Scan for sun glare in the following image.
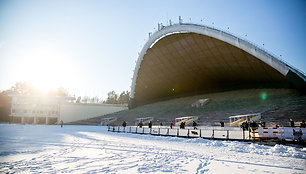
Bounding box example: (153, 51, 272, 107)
(12, 48, 78, 92)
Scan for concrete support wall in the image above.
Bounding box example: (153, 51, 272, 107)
(59, 103, 128, 123)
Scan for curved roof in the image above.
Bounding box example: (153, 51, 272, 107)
(130, 24, 306, 108)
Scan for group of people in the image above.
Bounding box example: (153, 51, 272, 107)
(239, 119, 306, 131)
(121, 120, 198, 129)
(120, 119, 306, 129)
(290, 119, 306, 128)
(179, 122, 185, 129)
(122, 120, 154, 128)
(240, 121, 259, 131)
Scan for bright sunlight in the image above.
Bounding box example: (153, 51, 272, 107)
(12, 47, 78, 92)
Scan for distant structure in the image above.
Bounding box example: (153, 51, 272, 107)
(9, 95, 128, 124)
(129, 20, 306, 108)
(100, 117, 117, 126)
(9, 95, 66, 124)
(135, 117, 153, 126)
(191, 98, 210, 108)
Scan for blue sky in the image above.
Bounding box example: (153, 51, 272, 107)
(0, 0, 305, 99)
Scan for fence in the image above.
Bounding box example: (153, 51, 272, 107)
(108, 126, 252, 141)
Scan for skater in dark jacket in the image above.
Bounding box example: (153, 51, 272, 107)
(193, 121, 197, 129)
(138, 121, 143, 128)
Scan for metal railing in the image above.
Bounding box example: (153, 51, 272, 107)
(108, 126, 251, 141)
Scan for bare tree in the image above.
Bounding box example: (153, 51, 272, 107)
(105, 91, 118, 104)
(118, 91, 130, 104)
(76, 96, 81, 103)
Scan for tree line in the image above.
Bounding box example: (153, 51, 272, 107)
(75, 91, 130, 104)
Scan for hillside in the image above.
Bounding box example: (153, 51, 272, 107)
(73, 88, 306, 126)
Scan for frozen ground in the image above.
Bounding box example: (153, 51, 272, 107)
(0, 124, 305, 173)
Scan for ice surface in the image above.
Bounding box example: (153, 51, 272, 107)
(0, 124, 305, 173)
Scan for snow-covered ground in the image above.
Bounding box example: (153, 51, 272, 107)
(0, 124, 305, 173)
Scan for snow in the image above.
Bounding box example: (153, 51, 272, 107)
(0, 124, 305, 173)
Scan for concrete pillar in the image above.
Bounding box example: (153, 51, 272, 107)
(21, 117, 25, 124)
(46, 117, 49, 125)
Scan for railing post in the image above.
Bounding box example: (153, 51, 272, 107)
(227, 130, 229, 139)
(177, 129, 179, 137)
(158, 128, 160, 135)
(112, 126, 115, 132)
(187, 129, 190, 138)
(200, 129, 202, 137)
(243, 129, 245, 140)
(129, 126, 131, 133)
(143, 128, 144, 134)
(212, 129, 214, 138)
(167, 128, 169, 135)
(136, 127, 137, 133)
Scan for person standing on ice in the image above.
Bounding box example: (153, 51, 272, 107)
(122, 121, 127, 127)
(148, 121, 152, 128)
(300, 120, 306, 128)
(180, 122, 183, 129)
(170, 122, 174, 129)
(138, 121, 143, 128)
(290, 119, 295, 127)
(193, 121, 197, 129)
(180, 122, 185, 129)
(220, 121, 224, 127)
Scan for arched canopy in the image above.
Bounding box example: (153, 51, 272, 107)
(130, 24, 306, 108)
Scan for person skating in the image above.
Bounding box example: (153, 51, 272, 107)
(170, 122, 174, 129)
(290, 119, 295, 127)
(138, 121, 143, 128)
(193, 121, 197, 129)
(180, 122, 183, 129)
(300, 120, 306, 128)
(220, 121, 224, 127)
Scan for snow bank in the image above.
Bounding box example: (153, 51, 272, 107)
(0, 124, 305, 173)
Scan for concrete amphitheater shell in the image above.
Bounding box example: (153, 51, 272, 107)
(129, 24, 306, 108)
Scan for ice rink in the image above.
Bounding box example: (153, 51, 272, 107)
(0, 124, 305, 173)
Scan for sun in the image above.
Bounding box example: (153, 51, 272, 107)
(12, 47, 79, 93)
